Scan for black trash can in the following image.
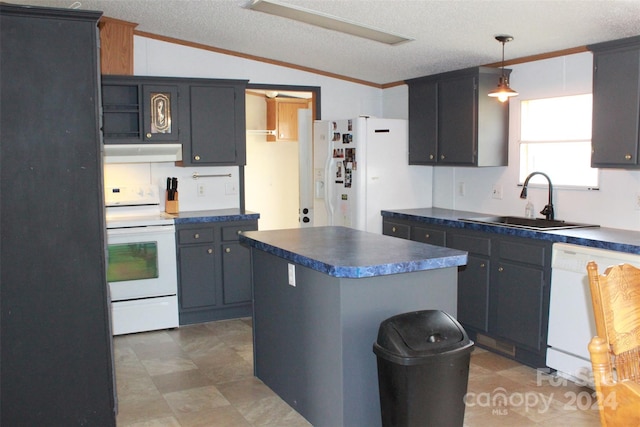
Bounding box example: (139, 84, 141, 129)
(373, 310, 474, 427)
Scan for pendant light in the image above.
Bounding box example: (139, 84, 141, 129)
(488, 35, 518, 102)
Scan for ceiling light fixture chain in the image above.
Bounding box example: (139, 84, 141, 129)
(488, 34, 518, 103)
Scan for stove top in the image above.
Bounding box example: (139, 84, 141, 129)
(104, 185, 175, 228)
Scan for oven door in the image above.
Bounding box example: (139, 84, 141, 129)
(106, 225, 177, 301)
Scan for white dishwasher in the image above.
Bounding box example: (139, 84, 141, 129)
(547, 243, 640, 386)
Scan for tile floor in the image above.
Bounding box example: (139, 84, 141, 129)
(114, 318, 601, 426)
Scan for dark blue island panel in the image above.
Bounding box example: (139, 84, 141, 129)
(241, 226, 467, 427)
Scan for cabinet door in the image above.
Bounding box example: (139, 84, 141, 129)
(178, 245, 216, 309)
(457, 255, 490, 331)
(267, 98, 309, 142)
(188, 85, 238, 164)
(493, 262, 545, 350)
(222, 242, 252, 304)
(408, 79, 438, 164)
(102, 82, 141, 142)
(438, 75, 477, 165)
(142, 84, 179, 142)
(591, 48, 640, 167)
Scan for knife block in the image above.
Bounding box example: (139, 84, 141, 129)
(165, 191, 179, 214)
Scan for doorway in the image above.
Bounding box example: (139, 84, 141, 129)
(244, 84, 320, 230)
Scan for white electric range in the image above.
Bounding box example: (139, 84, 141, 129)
(104, 185, 178, 335)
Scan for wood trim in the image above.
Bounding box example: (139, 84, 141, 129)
(127, 20, 590, 88)
(381, 80, 407, 89)
(99, 16, 138, 29)
(99, 16, 138, 75)
(246, 90, 267, 98)
(483, 45, 589, 68)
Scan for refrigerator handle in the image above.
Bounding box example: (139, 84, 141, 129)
(324, 143, 334, 225)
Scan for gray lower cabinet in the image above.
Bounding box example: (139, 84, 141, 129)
(492, 238, 551, 364)
(382, 218, 551, 367)
(176, 220, 257, 324)
(447, 232, 491, 332)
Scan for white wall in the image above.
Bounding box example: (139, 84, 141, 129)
(111, 36, 640, 231)
(103, 162, 239, 212)
(244, 93, 300, 230)
(429, 52, 640, 231)
(133, 37, 384, 120)
(106, 36, 387, 212)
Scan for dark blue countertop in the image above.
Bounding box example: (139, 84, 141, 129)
(172, 209, 260, 224)
(239, 226, 467, 278)
(382, 208, 640, 255)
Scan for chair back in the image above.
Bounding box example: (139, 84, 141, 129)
(587, 261, 640, 382)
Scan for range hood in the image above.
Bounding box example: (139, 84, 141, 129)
(103, 144, 183, 164)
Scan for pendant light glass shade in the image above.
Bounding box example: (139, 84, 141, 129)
(488, 35, 518, 103)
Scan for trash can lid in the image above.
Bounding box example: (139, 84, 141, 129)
(373, 310, 472, 362)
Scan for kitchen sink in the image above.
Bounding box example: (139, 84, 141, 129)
(458, 216, 600, 231)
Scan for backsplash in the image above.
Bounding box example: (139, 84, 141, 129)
(103, 162, 240, 211)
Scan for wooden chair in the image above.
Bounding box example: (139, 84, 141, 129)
(587, 261, 640, 426)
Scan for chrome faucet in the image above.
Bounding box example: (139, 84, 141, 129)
(519, 172, 555, 221)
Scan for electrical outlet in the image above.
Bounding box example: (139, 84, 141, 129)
(225, 182, 238, 195)
(197, 183, 206, 197)
(492, 184, 503, 200)
(288, 263, 296, 286)
(458, 181, 466, 197)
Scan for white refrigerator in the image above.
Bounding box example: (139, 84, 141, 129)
(313, 116, 432, 233)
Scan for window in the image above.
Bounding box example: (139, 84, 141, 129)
(519, 94, 598, 188)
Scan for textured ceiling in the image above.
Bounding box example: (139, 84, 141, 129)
(8, 0, 640, 85)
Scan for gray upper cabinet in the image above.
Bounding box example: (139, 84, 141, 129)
(407, 79, 438, 163)
(407, 67, 510, 167)
(101, 76, 248, 166)
(101, 78, 181, 144)
(184, 83, 246, 166)
(589, 36, 640, 168)
(142, 84, 180, 142)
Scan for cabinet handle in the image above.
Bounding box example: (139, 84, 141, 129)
(146, 133, 152, 138)
(392, 226, 397, 232)
(440, 154, 445, 160)
(480, 263, 486, 268)
(237, 230, 243, 235)
(207, 248, 213, 254)
(425, 233, 430, 239)
(194, 233, 200, 239)
(225, 247, 231, 253)
(498, 266, 504, 272)
(194, 155, 201, 161)
(429, 154, 434, 160)
(625, 154, 632, 160)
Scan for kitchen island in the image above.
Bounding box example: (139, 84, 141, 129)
(239, 226, 467, 427)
